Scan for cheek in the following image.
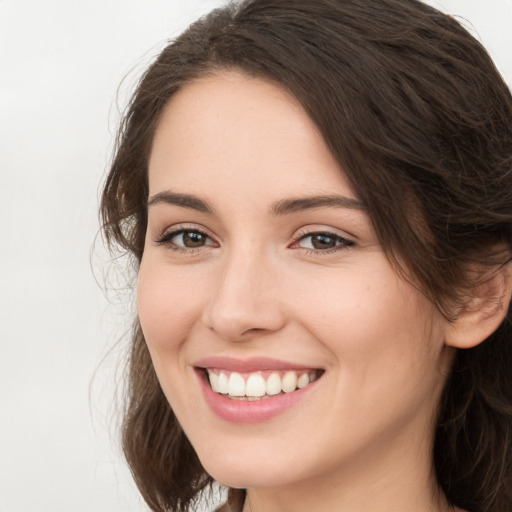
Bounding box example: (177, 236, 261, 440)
(292, 271, 447, 440)
(291, 263, 444, 369)
(137, 257, 204, 352)
(136, 258, 206, 411)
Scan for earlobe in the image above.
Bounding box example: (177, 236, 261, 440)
(445, 262, 512, 349)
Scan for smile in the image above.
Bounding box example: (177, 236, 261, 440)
(206, 369, 321, 400)
(195, 357, 324, 423)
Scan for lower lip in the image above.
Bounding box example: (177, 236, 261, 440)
(196, 370, 319, 424)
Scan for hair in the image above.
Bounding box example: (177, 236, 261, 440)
(100, 1, 512, 511)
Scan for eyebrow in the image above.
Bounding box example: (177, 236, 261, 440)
(147, 191, 214, 214)
(147, 191, 365, 215)
(270, 195, 365, 215)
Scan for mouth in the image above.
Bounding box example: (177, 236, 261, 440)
(198, 367, 324, 401)
(194, 357, 324, 423)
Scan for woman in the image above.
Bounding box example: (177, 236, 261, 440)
(100, 0, 512, 511)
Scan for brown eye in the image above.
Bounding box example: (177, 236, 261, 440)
(295, 231, 354, 252)
(180, 231, 207, 247)
(310, 234, 337, 249)
(156, 228, 217, 250)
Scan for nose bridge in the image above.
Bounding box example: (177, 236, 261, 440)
(204, 242, 284, 340)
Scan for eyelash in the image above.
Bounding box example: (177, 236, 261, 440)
(154, 226, 355, 255)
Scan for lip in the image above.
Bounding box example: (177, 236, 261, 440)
(194, 357, 323, 424)
(195, 356, 322, 373)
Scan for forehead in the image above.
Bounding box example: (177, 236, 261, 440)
(148, 71, 357, 204)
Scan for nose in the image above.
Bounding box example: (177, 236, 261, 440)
(202, 248, 287, 342)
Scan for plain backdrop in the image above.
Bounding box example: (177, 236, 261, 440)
(0, 1, 510, 511)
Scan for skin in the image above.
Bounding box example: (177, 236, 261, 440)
(138, 71, 466, 512)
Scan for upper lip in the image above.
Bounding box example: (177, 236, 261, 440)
(194, 356, 323, 373)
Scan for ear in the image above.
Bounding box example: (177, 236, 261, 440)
(445, 263, 512, 349)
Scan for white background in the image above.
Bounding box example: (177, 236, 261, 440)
(0, 1, 511, 511)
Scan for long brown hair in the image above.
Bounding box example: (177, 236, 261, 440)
(100, 1, 512, 511)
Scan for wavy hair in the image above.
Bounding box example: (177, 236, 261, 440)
(100, 1, 512, 510)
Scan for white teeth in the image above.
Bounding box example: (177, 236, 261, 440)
(246, 374, 266, 397)
(297, 373, 310, 389)
(207, 368, 320, 398)
(266, 372, 282, 396)
(217, 372, 229, 394)
(208, 372, 219, 391)
(228, 372, 246, 396)
(281, 371, 298, 393)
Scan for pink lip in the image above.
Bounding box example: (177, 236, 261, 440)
(195, 356, 320, 373)
(194, 359, 322, 424)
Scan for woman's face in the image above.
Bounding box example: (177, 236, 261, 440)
(138, 71, 454, 490)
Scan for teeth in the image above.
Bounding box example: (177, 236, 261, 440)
(217, 372, 229, 394)
(282, 371, 297, 393)
(246, 374, 266, 397)
(209, 372, 219, 391)
(266, 372, 282, 396)
(228, 372, 246, 396)
(207, 369, 319, 398)
(297, 373, 310, 389)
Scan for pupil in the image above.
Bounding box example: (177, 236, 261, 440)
(312, 234, 336, 249)
(183, 231, 205, 247)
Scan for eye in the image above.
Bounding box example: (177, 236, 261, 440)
(292, 231, 354, 252)
(172, 230, 210, 248)
(155, 228, 217, 250)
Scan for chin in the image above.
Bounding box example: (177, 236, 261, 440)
(204, 463, 293, 490)
(194, 440, 300, 489)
